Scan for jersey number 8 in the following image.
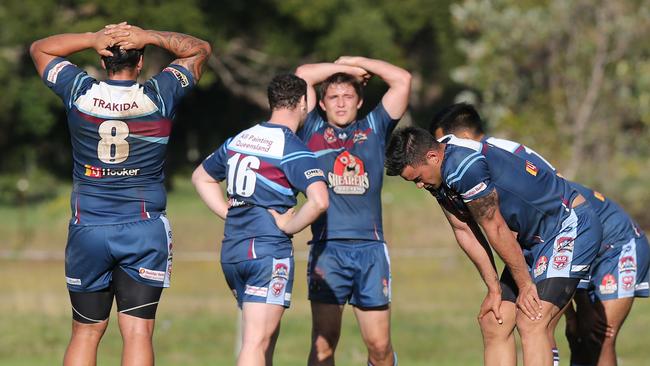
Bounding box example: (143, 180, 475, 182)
(98, 120, 129, 164)
(226, 153, 260, 197)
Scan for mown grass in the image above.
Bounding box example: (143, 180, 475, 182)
(0, 176, 648, 365)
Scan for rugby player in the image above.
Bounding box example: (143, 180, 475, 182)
(295, 57, 411, 366)
(431, 103, 650, 366)
(192, 73, 329, 366)
(30, 23, 210, 365)
(385, 126, 602, 366)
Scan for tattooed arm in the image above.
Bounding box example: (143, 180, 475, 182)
(105, 24, 211, 81)
(466, 189, 543, 320)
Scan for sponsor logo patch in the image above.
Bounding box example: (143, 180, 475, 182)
(554, 237, 575, 253)
(304, 168, 325, 180)
(353, 130, 368, 144)
(593, 191, 606, 202)
(619, 256, 636, 273)
(525, 161, 538, 176)
(534, 256, 548, 277)
(66, 277, 81, 285)
(47, 61, 73, 83)
(244, 285, 267, 297)
(552, 254, 569, 270)
(622, 275, 635, 291)
(164, 67, 189, 87)
(461, 182, 488, 200)
(138, 267, 166, 282)
(84, 165, 140, 178)
(382, 278, 389, 298)
(328, 151, 369, 195)
(599, 273, 617, 295)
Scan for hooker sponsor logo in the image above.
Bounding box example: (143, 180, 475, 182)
(599, 273, 617, 295)
(328, 151, 369, 195)
(138, 267, 165, 282)
(304, 168, 325, 180)
(84, 165, 140, 178)
(164, 67, 189, 87)
(534, 256, 548, 277)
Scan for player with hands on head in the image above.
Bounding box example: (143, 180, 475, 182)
(30, 22, 210, 366)
(295, 56, 411, 366)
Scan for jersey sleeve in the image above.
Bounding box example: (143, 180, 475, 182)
(297, 108, 324, 142)
(42, 57, 95, 108)
(201, 139, 230, 181)
(281, 136, 326, 193)
(144, 64, 196, 119)
(444, 149, 494, 202)
(366, 103, 399, 144)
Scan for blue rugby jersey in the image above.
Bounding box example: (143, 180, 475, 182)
(440, 135, 579, 249)
(483, 136, 645, 248)
(202, 123, 326, 263)
(42, 57, 195, 225)
(298, 104, 397, 242)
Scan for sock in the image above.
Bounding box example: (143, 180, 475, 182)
(552, 347, 559, 366)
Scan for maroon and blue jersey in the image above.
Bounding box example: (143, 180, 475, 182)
(202, 123, 326, 263)
(440, 135, 578, 249)
(42, 57, 195, 225)
(298, 104, 398, 242)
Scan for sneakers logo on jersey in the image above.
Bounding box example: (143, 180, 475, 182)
(599, 273, 617, 294)
(328, 151, 369, 195)
(534, 256, 548, 277)
(84, 164, 140, 178)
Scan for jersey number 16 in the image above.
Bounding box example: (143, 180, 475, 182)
(227, 153, 260, 197)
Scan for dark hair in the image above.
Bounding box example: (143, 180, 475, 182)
(319, 72, 363, 100)
(268, 74, 307, 110)
(101, 46, 144, 74)
(430, 102, 484, 137)
(385, 126, 440, 176)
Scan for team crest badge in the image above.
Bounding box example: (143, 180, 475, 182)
(525, 161, 538, 176)
(552, 254, 569, 270)
(324, 127, 337, 144)
(353, 130, 368, 144)
(328, 151, 370, 194)
(622, 275, 635, 291)
(619, 256, 636, 273)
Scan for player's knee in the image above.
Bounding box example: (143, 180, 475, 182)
(478, 315, 510, 341)
(71, 319, 109, 340)
(365, 338, 392, 360)
(515, 315, 548, 338)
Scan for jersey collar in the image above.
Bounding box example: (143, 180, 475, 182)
(104, 79, 138, 86)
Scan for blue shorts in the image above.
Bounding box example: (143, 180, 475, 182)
(307, 240, 391, 308)
(578, 234, 650, 301)
(530, 203, 602, 282)
(65, 215, 173, 292)
(222, 256, 294, 308)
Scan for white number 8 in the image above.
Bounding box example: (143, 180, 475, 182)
(98, 120, 129, 164)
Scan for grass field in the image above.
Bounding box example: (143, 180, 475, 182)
(1, 177, 649, 365)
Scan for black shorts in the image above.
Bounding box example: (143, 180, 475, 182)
(500, 268, 580, 309)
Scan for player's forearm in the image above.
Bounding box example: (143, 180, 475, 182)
(483, 223, 532, 290)
(452, 225, 501, 293)
(193, 182, 229, 220)
(342, 57, 411, 88)
(145, 30, 211, 79)
(295, 63, 362, 85)
(31, 33, 95, 58)
(281, 182, 328, 235)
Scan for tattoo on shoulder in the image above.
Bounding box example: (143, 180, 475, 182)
(150, 32, 209, 79)
(466, 189, 498, 222)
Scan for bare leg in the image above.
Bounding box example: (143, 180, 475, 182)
(117, 313, 156, 366)
(63, 319, 109, 366)
(308, 302, 344, 366)
(516, 300, 562, 366)
(594, 297, 635, 366)
(478, 300, 517, 366)
(353, 305, 394, 366)
(238, 302, 285, 366)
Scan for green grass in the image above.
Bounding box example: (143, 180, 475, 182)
(0, 176, 649, 365)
